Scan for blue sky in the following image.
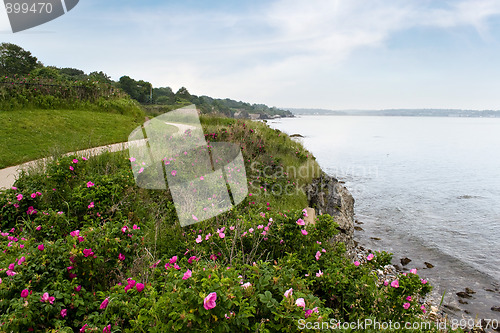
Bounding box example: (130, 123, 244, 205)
(2, 0, 500, 110)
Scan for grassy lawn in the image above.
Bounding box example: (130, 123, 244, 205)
(0, 109, 145, 168)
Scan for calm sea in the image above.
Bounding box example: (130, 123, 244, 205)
(269, 115, 500, 320)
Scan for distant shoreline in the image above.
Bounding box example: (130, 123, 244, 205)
(285, 108, 500, 118)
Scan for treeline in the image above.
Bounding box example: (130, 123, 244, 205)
(0, 43, 292, 119)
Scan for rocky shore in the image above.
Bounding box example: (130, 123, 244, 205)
(304, 171, 500, 332)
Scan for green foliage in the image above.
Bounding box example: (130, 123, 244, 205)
(0, 43, 39, 76)
(0, 119, 450, 332)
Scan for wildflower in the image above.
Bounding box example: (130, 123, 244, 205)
(121, 226, 128, 233)
(72, 159, 78, 164)
(41, 292, 55, 304)
(21, 289, 29, 298)
(280, 239, 284, 244)
(18, 256, 25, 265)
(88, 202, 94, 209)
(70, 230, 80, 237)
(421, 279, 428, 284)
(421, 305, 426, 313)
(284, 288, 293, 298)
(367, 253, 374, 261)
(205, 233, 212, 240)
(296, 298, 306, 309)
(171, 170, 177, 176)
(248, 228, 254, 233)
(315, 251, 321, 261)
(354, 261, 360, 267)
(229, 226, 235, 231)
(384, 280, 389, 286)
(242, 282, 251, 289)
(31, 193, 37, 199)
(6, 270, 16, 276)
(83, 248, 94, 257)
(138, 167, 144, 174)
(301, 229, 308, 235)
(403, 302, 411, 310)
(188, 256, 197, 264)
(192, 214, 198, 221)
(69, 166, 74, 171)
(78, 236, 84, 243)
(410, 268, 417, 274)
(103, 324, 111, 333)
(219, 232, 225, 238)
(391, 280, 399, 288)
(118, 253, 125, 261)
(136, 283, 145, 292)
(203, 292, 217, 310)
(86, 181, 94, 187)
(80, 324, 88, 332)
(406, 296, 412, 301)
(38, 244, 44, 251)
(61, 309, 67, 318)
(257, 224, 264, 229)
(75, 285, 82, 292)
(296, 218, 305, 226)
(100, 298, 109, 309)
(26, 206, 37, 215)
(182, 269, 192, 280)
(200, 176, 204, 180)
(195, 235, 202, 243)
(210, 254, 217, 261)
(169, 256, 178, 264)
(16, 194, 23, 201)
(129, 157, 136, 162)
(316, 270, 323, 277)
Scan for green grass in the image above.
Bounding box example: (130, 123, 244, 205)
(0, 109, 145, 168)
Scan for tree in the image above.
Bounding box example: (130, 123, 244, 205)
(118, 75, 152, 103)
(0, 43, 39, 76)
(88, 71, 112, 84)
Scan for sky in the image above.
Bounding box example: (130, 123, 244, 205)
(2, 0, 500, 110)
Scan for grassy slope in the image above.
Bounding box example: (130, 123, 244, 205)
(0, 109, 145, 168)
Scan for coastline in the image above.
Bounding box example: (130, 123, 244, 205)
(273, 119, 500, 328)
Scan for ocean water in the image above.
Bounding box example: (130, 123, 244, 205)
(269, 115, 500, 320)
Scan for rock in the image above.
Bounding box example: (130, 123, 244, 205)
(306, 172, 355, 254)
(458, 299, 468, 304)
(393, 264, 402, 272)
(370, 237, 381, 241)
(400, 257, 412, 266)
(424, 262, 434, 268)
(443, 304, 460, 312)
(354, 226, 364, 231)
(289, 133, 304, 138)
(456, 292, 472, 299)
(465, 288, 475, 294)
(492, 306, 500, 312)
(303, 207, 316, 225)
(485, 288, 496, 293)
(355, 220, 364, 224)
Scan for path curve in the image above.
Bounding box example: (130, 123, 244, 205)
(0, 121, 199, 189)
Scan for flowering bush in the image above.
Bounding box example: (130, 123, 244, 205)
(0, 119, 446, 332)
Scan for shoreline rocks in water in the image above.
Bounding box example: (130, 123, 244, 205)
(304, 172, 499, 330)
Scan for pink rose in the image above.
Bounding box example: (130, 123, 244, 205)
(203, 292, 217, 310)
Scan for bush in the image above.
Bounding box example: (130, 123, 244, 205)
(0, 119, 450, 332)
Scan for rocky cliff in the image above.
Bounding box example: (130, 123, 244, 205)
(305, 172, 356, 255)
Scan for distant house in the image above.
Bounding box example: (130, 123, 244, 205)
(248, 113, 261, 120)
